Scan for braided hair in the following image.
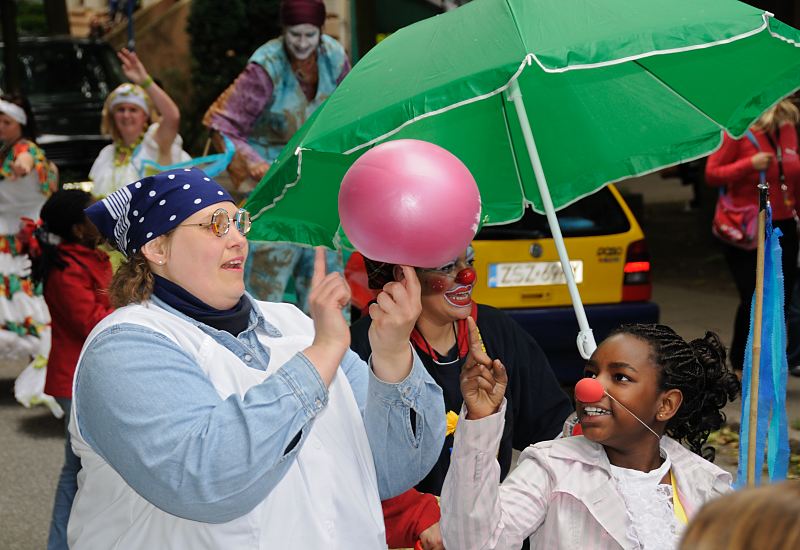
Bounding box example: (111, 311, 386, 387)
(610, 323, 740, 461)
(31, 190, 94, 286)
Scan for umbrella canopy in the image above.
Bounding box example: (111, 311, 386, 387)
(247, 0, 800, 246)
(246, 0, 800, 358)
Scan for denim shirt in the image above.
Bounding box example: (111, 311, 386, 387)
(74, 295, 445, 523)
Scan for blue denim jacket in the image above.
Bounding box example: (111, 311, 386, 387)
(74, 295, 445, 523)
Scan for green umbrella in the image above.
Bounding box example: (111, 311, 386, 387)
(246, 0, 800, 357)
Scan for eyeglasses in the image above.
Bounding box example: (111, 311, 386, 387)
(180, 208, 251, 237)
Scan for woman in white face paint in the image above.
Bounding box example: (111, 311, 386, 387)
(203, 0, 350, 318)
(204, 0, 348, 187)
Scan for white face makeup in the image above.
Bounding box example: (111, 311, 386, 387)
(284, 23, 321, 60)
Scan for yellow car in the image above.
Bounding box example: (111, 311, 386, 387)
(345, 184, 658, 382)
(471, 184, 658, 381)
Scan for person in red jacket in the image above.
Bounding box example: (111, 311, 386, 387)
(705, 99, 800, 374)
(32, 189, 114, 550)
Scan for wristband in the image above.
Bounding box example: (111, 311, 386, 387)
(141, 75, 154, 89)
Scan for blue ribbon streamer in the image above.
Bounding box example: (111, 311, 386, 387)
(736, 205, 790, 486)
(139, 134, 236, 178)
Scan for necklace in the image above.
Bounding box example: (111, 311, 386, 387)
(113, 134, 145, 168)
(412, 322, 461, 365)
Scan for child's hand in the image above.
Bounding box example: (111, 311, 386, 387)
(461, 317, 507, 420)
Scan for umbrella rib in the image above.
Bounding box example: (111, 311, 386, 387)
(529, 13, 770, 74)
(251, 147, 306, 222)
(767, 24, 800, 47)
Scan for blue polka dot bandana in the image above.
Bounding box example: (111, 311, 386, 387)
(85, 168, 235, 257)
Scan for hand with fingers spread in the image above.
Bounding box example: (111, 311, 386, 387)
(303, 247, 352, 386)
(461, 317, 507, 420)
(368, 265, 423, 383)
(118, 48, 150, 87)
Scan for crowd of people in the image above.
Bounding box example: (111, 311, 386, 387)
(3, 0, 800, 549)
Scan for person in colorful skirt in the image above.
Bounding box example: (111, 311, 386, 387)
(89, 48, 189, 197)
(203, 0, 349, 316)
(0, 94, 58, 412)
(32, 190, 114, 550)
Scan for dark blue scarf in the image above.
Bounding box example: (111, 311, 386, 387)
(153, 274, 252, 336)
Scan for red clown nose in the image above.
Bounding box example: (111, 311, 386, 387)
(575, 378, 605, 403)
(455, 267, 476, 285)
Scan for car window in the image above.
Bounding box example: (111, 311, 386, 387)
(0, 42, 123, 102)
(475, 186, 630, 240)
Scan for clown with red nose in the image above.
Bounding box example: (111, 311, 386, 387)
(346, 140, 572, 550)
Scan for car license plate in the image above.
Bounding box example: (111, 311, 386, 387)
(487, 261, 584, 288)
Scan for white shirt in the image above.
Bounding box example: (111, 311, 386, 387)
(89, 123, 191, 196)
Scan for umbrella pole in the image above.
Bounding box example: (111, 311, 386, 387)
(507, 79, 597, 359)
(746, 182, 768, 487)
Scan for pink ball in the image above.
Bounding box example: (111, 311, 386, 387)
(338, 139, 481, 268)
(575, 378, 605, 403)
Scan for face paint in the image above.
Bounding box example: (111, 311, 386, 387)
(427, 275, 449, 294)
(419, 248, 477, 308)
(284, 24, 321, 60)
(443, 283, 474, 308)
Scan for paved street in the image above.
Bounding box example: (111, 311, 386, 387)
(1, 174, 799, 548)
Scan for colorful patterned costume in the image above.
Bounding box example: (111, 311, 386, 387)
(0, 140, 58, 413)
(204, 36, 350, 316)
(89, 122, 191, 197)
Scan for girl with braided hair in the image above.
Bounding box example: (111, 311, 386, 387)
(441, 323, 741, 550)
(32, 189, 114, 550)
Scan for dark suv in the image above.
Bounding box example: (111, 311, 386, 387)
(0, 36, 124, 180)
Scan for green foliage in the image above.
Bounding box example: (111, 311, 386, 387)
(8, 1, 49, 37)
(184, 0, 282, 151)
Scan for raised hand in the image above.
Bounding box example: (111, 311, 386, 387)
(304, 247, 351, 386)
(460, 317, 507, 420)
(11, 152, 34, 178)
(118, 48, 150, 86)
(751, 152, 773, 171)
(248, 161, 270, 181)
(368, 265, 422, 383)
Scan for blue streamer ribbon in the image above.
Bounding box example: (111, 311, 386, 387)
(736, 205, 790, 486)
(139, 134, 235, 178)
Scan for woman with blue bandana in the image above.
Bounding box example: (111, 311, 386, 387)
(68, 168, 445, 548)
(89, 49, 190, 197)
